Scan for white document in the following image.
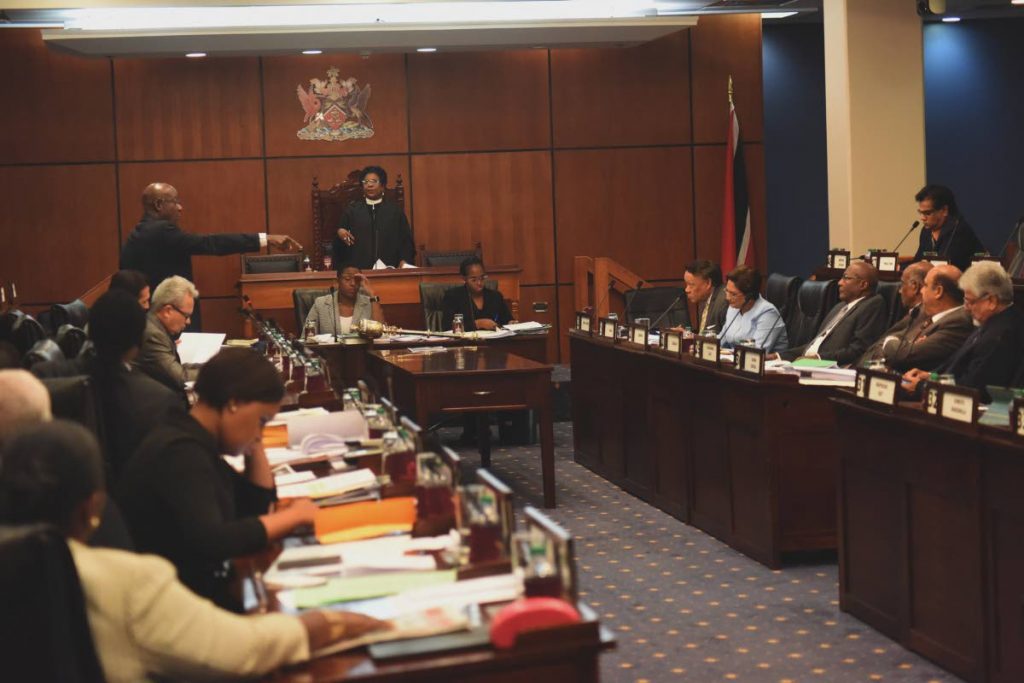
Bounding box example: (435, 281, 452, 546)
(177, 332, 226, 365)
(503, 321, 546, 332)
(398, 573, 522, 613)
(267, 407, 329, 427)
(372, 259, 391, 270)
(287, 410, 368, 447)
(400, 262, 418, 269)
(276, 468, 377, 499)
(799, 377, 857, 387)
(274, 470, 316, 487)
(472, 329, 515, 340)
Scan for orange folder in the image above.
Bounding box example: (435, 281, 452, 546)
(263, 423, 288, 449)
(314, 497, 417, 544)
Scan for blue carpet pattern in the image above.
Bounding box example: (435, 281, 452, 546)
(441, 423, 963, 683)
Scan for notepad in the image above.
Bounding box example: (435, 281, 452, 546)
(293, 570, 457, 608)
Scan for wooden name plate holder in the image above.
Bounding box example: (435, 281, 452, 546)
(854, 368, 900, 407)
(693, 335, 721, 367)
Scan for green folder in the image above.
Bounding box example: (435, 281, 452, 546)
(791, 358, 839, 369)
(293, 570, 457, 609)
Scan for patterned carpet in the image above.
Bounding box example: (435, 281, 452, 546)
(440, 422, 964, 683)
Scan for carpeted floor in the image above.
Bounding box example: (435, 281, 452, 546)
(441, 422, 963, 683)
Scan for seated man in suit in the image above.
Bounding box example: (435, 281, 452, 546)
(304, 265, 385, 336)
(136, 276, 196, 395)
(860, 260, 929, 364)
(903, 261, 1024, 399)
(781, 259, 887, 366)
(679, 259, 728, 335)
(332, 166, 415, 271)
(442, 256, 512, 332)
(861, 264, 972, 372)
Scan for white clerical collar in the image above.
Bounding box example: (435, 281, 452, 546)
(365, 197, 383, 206)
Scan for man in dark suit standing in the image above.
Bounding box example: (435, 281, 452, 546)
(904, 261, 1024, 400)
(120, 182, 301, 329)
(680, 260, 728, 335)
(331, 166, 415, 271)
(861, 263, 972, 372)
(782, 259, 887, 366)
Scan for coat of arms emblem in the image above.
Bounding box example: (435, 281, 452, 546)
(296, 67, 374, 142)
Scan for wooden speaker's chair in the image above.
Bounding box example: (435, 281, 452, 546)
(311, 171, 406, 270)
(418, 242, 483, 268)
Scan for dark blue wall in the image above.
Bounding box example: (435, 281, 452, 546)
(762, 24, 829, 278)
(923, 20, 1024, 254)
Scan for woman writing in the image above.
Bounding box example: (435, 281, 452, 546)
(441, 256, 512, 332)
(116, 347, 320, 611)
(304, 264, 385, 335)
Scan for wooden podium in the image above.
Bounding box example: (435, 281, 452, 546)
(236, 264, 522, 336)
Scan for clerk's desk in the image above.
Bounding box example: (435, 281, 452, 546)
(237, 265, 523, 336)
(569, 330, 839, 568)
(834, 396, 1024, 683)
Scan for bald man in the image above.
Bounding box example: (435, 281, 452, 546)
(781, 259, 888, 366)
(119, 183, 301, 330)
(860, 264, 973, 372)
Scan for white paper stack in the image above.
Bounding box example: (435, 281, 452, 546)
(276, 468, 377, 499)
(177, 332, 226, 365)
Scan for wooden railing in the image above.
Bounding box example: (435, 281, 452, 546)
(573, 256, 646, 319)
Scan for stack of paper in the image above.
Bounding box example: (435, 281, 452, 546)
(504, 321, 550, 334)
(177, 332, 227, 365)
(277, 468, 377, 500)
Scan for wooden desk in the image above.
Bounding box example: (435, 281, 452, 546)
(367, 348, 557, 508)
(569, 331, 838, 568)
(834, 397, 1024, 683)
(310, 334, 549, 393)
(237, 265, 523, 335)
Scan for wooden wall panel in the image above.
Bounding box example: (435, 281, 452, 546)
(0, 164, 118, 303)
(114, 57, 263, 160)
(551, 32, 691, 149)
(0, 30, 115, 164)
(262, 53, 409, 157)
(408, 50, 550, 152)
(691, 14, 764, 144)
(554, 147, 694, 283)
(199, 296, 246, 339)
(117, 160, 267, 298)
(693, 143, 767, 274)
(265, 155, 412, 254)
(410, 152, 555, 284)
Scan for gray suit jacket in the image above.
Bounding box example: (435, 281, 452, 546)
(135, 315, 185, 393)
(861, 305, 973, 373)
(783, 294, 888, 366)
(304, 291, 374, 336)
(698, 286, 729, 335)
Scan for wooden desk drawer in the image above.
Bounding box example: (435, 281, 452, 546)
(425, 374, 538, 411)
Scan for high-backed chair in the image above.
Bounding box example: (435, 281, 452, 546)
(0, 524, 105, 683)
(41, 375, 103, 440)
(418, 242, 483, 268)
(56, 324, 88, 360)
(0, 309, 25, 343)
(876, 280, 904, 328)
(419, 281, 499, 331)
(293, 287, 332, 331)
(787, 279, 839, 348)
(765, 274, 802, 323)
(23, 339, 65, 369)
(623, 286, 690, 329)
(51, 299, 89, 330)
(241, 253, 303, 275)
(11, 315, 47, 356)
(311, 171, 406, 270)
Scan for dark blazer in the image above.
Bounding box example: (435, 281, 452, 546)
(331, 200, 415, 270)
(937, 305, 1024, 401)
(912, 215, 986, 272)
(441, 285, 512, 332)
(783, 294, 888, 366)
(860, 305, 973, 373)
(697, 286, 729, 335)
(116, 411, 275, 612)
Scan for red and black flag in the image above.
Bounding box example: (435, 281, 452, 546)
(720, 85, 753, 274)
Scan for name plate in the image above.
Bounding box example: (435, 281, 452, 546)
(734, 344, 764, 377)
(827, 248, 850, 270)
(696, 336, 720, 365)
(575, 311, 593, 334)
(939, 386, 979, 425)
(660, 329, 683, 356)
(871, 251, 899, 273)
(598, 317, 617, 339)
(924, 383, 940, 415)
(628, 323, 649, 348)
(1012, 398, 1024, 438)
(867, 375, 897, 406)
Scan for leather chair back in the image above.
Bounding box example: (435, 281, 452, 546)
(0, 524, 105, 683)
(51, 299, 89, 329)
(56, 325, 88, 360)
(876, 281, 904, 328)
(419, 242, 483, 267)
(419, 281, 498, 331)
(23, 339, 65, 369)
(788, 279, 839, 347)
(241, 253, 303, 275)
(0, 310, 25, 343)
(623, 286, 691, 329)
(11, 314, 46, 355)
(293, 287, 331, 332)
(765, 273, 802, 322)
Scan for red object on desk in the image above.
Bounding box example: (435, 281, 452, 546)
(489, 598, 581, 649)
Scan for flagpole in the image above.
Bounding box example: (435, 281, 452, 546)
(728, 74, 734, 107)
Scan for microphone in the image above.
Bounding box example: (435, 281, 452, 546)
(997, 215, 1024, 257)
(649, 292, 684, 330)
(893, 220, 921, 253)
(330, 285, 339, 343)
(623, 279, 645, 324)
(592, 280, 616, 318)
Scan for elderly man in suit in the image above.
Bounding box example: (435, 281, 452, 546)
(861, 263, 972, 372)
(782, 259, 888, 366)
(136, 276, 196, 395)
(904, 261, 1024, 400)
(679, 259, 728, 335)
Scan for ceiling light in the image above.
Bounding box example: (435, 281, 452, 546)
(1013, 0, 1024, 5)
(302, 49, 322, 55)
(416, 47, 437, 52)
(185, 52, 206, 58)
(761, 12, 798, 20)
(941, 16, 961, 22)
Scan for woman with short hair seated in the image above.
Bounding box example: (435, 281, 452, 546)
(116, 348, 321, 611)
(304, 264, 384, 336)
(719, 265, 789, 352)
(0, 420, 387, 683)
(441, 256, 512, 332)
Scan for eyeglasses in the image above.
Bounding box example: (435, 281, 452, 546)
(361, 178, 381, 186)
(339, 275, 358, 282)
(840, 274, 864, 282)
(467, 275, 488, 283)
(169, 304, 192, 321)
(963, 293, 992, 307)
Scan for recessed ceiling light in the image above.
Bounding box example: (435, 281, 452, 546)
(417, 47, 437, 53)
(761, 11, 797, 19)
(185, 52, 206, 58)
(302, 49, 322, 55)
(1013, 0, 1024, 6)
(941, 16, 961, 22)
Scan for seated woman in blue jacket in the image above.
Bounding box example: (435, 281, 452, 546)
(719, 265, 789, 352)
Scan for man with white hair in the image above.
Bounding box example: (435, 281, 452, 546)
(136, 275, 198, 394)
(903, 261, 1024, 399)
(0, 369, 52, 446)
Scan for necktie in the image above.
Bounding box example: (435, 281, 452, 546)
(804, 303, 850, 356)
(699, 298, 710, 333)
